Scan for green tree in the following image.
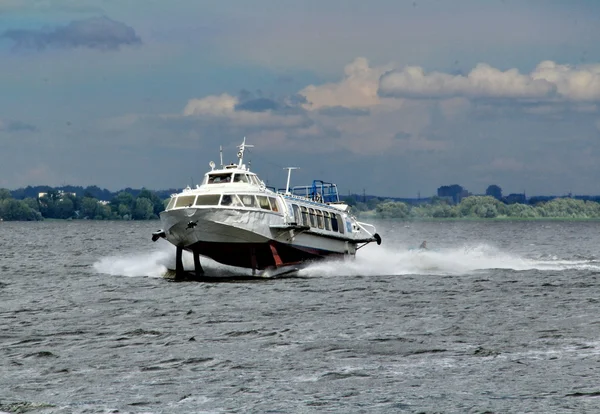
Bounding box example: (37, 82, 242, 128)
(112, 192, 135, 219)
(23, 197, 40, 212)
(507, 203, 538, 218)
(376, 201, 410, 218)
(0, 188, 12, 200)
(81, 197, 99, 218)
(55, 197, 75, 219)
(457, 196, 507, 218)
(132, 197, 153, 220)
(95, 204, 112, 220)
(0, 199, 40, 220)
(137, 188, 164, 217)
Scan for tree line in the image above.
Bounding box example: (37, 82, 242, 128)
(0, 188, 167, 221)
(347, 195, 600, 219)
(4, 185, 600, 221)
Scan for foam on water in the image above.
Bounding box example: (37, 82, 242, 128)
(300, 243, 600, 277)
(93, 244, 253, 278)
(93, 241, 600, 278)
(93, 248, 172, 277)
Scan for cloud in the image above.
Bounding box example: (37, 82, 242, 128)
(316, 106, 370, 117)
(183, 94, 238, 117)
(379, 63, 555, 100)
(0, 120, 37, 132)
(379, 61, 600, 102)
(1, 16, 141, 51)
(299, 57, 391, 110)
(235, 98, 280, 112)
(181, 93, 311, 130)
(532, 61, 600, 101)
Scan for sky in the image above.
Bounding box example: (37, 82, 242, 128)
(1, 0, 600, 198)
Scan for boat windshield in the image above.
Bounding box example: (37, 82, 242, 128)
(207, 173, 232, 184)
(233, 174, 249, 183)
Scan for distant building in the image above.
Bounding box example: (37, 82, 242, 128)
(437, 184, 469, 204)
(504, 193, 527, 204)
(38, 190, 77, 199)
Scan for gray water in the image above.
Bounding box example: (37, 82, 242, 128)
(2, 220, 600, 413)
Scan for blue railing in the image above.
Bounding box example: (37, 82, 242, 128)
(287, 180, 339, 203)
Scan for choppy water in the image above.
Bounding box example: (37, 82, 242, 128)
(2, 220, 600, 413)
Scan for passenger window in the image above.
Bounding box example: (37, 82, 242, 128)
(175, 195, 196, 208)
(301, 206, 309, 225)
(240, 195, 257, 207)
(166, 197, 176, 210)
(257, 195, 271, 210)
(336, 214, 344, 233)
(316, 210, 324, 229)
(324, 211, 331, 230)
(292, 204, 301, 225)
(195, 194, 221, 206)
(331, 213, 338, 232)
(268, 197, 279, 212)
(221, 194, 243, 206)
(309, 208, 316, 227)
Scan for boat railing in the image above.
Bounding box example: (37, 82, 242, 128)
(356, 220, 376, 236)
(287, 180, 340, 203)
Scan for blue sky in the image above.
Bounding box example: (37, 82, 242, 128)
(1, 0, 600, 197)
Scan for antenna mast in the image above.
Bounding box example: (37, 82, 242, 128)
(284, 167, 299, 194)
(237, 137, 254, 168)
(219, 145, 223, 168)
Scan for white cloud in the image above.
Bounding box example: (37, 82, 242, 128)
(183, 93, 238, 116)
(299, 57, 391, 110)
(379, 63, 556, 100)
(531, 61, 600, 101)
(182, 93, 308, 129)
(379, 61, 600, 102)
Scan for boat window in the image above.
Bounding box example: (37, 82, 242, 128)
(166, 197, 176, 210)
(221, 194, 243, 207)
(174, 195, 196, 208)
(195, 194, 221, 206)
(240, 194, 257, 207)
(323, 211, 331, 230)
(233, 174, 249, 183)
(301, 206, 309, 225)
(292, 204, 301, 225)
(316, 210, 324, 229)
(251, 176, 261, 185)
(308, 208, 316, 227)
(268, 197, 279, 212)
(208, 173, 232, 184)
(336, 214, 344, 234)
(257, 195, 271, 210)
(331, 213, 338, 232)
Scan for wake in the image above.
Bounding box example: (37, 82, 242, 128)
(300, 243, 600, 277)
(92, 242, 600, 278)
(93, 244, 254, 278)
